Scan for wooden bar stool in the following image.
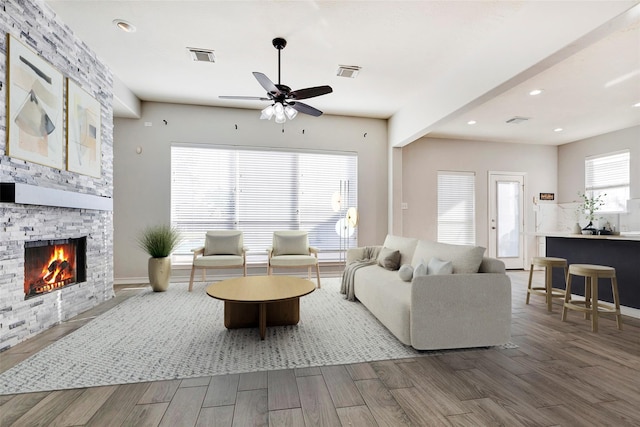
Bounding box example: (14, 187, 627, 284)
(526, 257, 567, 312)
(561, 264, 622, 332)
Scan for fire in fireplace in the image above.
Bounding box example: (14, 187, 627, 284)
(24, 237, 87, 299)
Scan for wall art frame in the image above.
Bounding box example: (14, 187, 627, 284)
(6, 34, 64, 170)
(66, 79, 102, 178)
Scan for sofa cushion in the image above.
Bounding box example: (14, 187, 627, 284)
(398, 264, 414, 282)
(427, 257, 453, 275)
(273, 232, 309, 256)
(414, 260, 427, 277)
(353, 265, 412, 345)
(382, 235, 419, 266)
(377, 247, 401, 270)
(204, 231, 243, 256)
(411, 240, 485, 274)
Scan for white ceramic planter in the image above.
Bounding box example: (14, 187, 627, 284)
(148, 257, 171, 292)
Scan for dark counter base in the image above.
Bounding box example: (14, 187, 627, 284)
(546, 237, 640, 309)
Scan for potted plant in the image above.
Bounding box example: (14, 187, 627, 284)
(137, 225, 181, 291)
(576, 192, 605, 234)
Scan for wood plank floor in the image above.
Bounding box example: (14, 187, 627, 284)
(1, 272, 639, 426)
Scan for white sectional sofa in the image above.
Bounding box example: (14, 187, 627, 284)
(346, 235, 511, 350)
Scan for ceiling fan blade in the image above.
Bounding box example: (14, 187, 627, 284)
(219, 95, 271, 101)
(253, 72, 281, 96)
(289, 85, 333, 100)
(289, 101, 323, 117)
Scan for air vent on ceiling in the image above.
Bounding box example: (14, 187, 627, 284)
(506, 116, 530, 124)
(337, 65, 361, 78)
(187, 47, 215, 63)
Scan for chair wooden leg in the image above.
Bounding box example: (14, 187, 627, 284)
(561, 274, 572, 322)
(268, 265, 272, 275)
(308, 267, 311, 280)
(545, 266, 553, 312)
(612, 277, 623, 330)
(526, 264, 534, 304)
(584, 277, 592, 320)
(243, 262, 247, 277)
(590, 276, 598, 332)
(316, 263, 321, 289)
(189, 266, 196, 292)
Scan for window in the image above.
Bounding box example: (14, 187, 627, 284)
(437, 171, 475, 245)
(171, 144, 357, 263)
(585, 150, 630, 212)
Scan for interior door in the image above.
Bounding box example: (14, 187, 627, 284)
(489, 173, 525, 269)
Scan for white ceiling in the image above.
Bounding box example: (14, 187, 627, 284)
(46, 1, 640, 147)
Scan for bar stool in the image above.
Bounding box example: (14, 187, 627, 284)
(526, 257, 567, 312)
(561, 264, 622, 332)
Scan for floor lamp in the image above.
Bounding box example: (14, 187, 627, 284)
(333, 180, 357, 265)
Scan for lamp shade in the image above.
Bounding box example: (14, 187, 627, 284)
(285, 105, 298, 120)
(260, 105, 275, 120)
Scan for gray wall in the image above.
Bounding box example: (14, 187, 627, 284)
(113, 102, 388, 281)
(558, 125, 640, 202)
(401, 137, 557, 259)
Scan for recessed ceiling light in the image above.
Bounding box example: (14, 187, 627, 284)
(529, 89, 543, 96)
(554, 128, 563, 132)
(113, 19, 136, 33)
(467, 120, 477, 125)
(633, 102, 640, 108)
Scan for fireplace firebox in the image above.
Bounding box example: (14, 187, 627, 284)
(24, 237, 87, 299)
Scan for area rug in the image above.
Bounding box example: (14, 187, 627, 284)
(0, 278, 515, 394)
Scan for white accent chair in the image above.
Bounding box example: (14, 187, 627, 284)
(189, 230, 247, 291)
(267, 231, 321, 288)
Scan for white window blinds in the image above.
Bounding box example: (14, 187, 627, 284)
(585, 150, 630, 212)
(437, 171, 476, 245)
(171, 144, 358, 262)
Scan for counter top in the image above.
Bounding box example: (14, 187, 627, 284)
(531, 232, 640, 242)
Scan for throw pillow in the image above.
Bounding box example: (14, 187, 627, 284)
(398, 264, 414, 282)
(427, 257, 453, 275)
(413, 259, 427, 277)
(377, 247, 401, 270)
(273, 233, 309, 256)
(411, 240, 486, 273)
(205, 232, 242, 256)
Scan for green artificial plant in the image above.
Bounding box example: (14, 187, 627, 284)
(137, 225, 181, 258)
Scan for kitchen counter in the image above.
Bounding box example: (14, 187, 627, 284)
(533, 232, 640, 241)
(544, 235, 640, 309)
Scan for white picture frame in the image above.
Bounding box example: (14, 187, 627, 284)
(7, 34, 64, 170)
(66, 79, 102, 178)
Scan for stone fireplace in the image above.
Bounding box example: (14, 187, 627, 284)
(1, 0, 115, 351)
(24, 237, 87, 299)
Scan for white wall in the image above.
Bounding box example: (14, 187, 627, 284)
(113, 102, 388, 281)
(401, 137, 557, 260)
(557, 125, 640, 232)
(558, 126, 640, 202)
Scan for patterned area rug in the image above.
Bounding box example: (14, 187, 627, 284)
(0, 278, 515, 394)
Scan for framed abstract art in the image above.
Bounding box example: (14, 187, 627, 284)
(66, 79, 102, 178)
(7, 34, 64, 169)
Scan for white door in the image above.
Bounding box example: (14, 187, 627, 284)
(489, 173, 525, 269)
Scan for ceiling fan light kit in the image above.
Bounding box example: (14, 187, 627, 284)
(221, 37, 332, 123)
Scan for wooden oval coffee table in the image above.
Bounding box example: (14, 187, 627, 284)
(206, 276, 316, 340)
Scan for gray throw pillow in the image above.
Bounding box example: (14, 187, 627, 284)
(377, 247, 401, 271)
(413, 259, 427, 277)
(205, 233, 242, 256)
(273, 233, 309, 256)
(398, 264, 414, 282)
(427, 257, 453, 275)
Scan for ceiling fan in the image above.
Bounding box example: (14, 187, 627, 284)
(220, 37, 333, 123)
